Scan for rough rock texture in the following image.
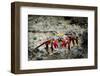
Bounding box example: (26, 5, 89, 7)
(28, 15, 88, 61)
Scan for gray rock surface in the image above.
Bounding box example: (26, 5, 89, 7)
(28, 15, 88, 61)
